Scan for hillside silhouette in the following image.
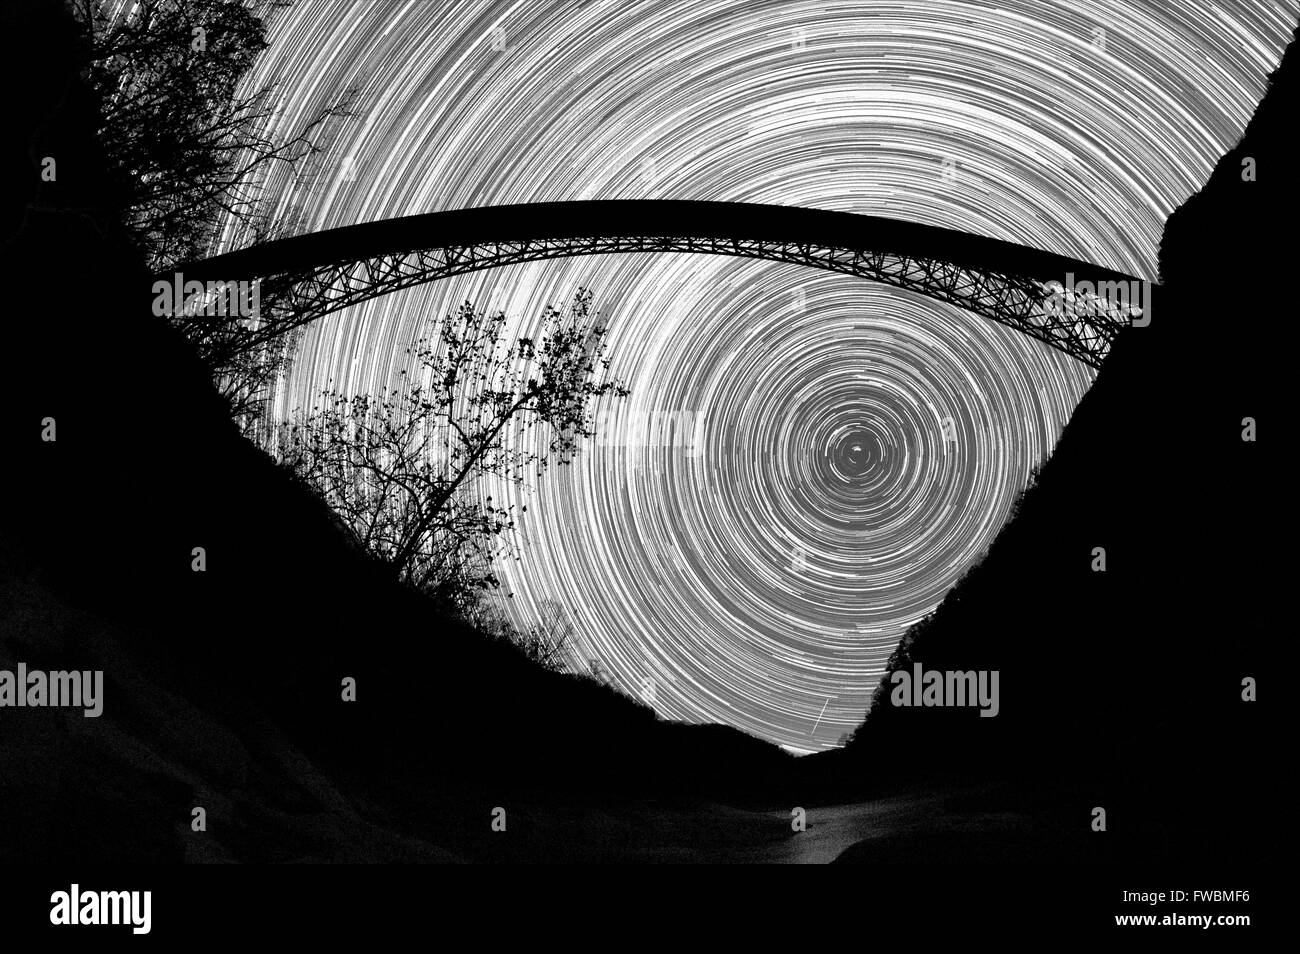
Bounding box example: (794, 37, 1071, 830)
(1, 0, 792, 863)
(821, 27, 1292, 864)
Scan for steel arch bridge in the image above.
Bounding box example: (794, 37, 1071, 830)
(170, 200, 1152, 369)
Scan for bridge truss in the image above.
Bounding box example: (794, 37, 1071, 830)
(223, 235, 1137, 369)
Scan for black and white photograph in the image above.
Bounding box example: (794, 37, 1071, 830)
(0, 0, 1286, 937)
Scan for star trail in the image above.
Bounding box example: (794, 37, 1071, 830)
(223, 0, 1295, 751)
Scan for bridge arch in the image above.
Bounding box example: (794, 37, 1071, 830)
(173, 200, 1150, 369)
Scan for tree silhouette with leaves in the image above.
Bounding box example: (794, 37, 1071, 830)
(278, 289, 629, 615)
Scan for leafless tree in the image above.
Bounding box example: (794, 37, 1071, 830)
(71, 0, 354, 425)
(72, 0, 351, 267)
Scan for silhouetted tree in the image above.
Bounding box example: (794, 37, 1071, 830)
(72, 0, 349, 267)
(278, 289, 630, 614)
(71, 0, 352, 426)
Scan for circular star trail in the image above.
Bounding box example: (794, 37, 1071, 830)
(226, 0, 1296, 751)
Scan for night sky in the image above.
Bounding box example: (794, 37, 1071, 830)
(223, 0, 1295, 751)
